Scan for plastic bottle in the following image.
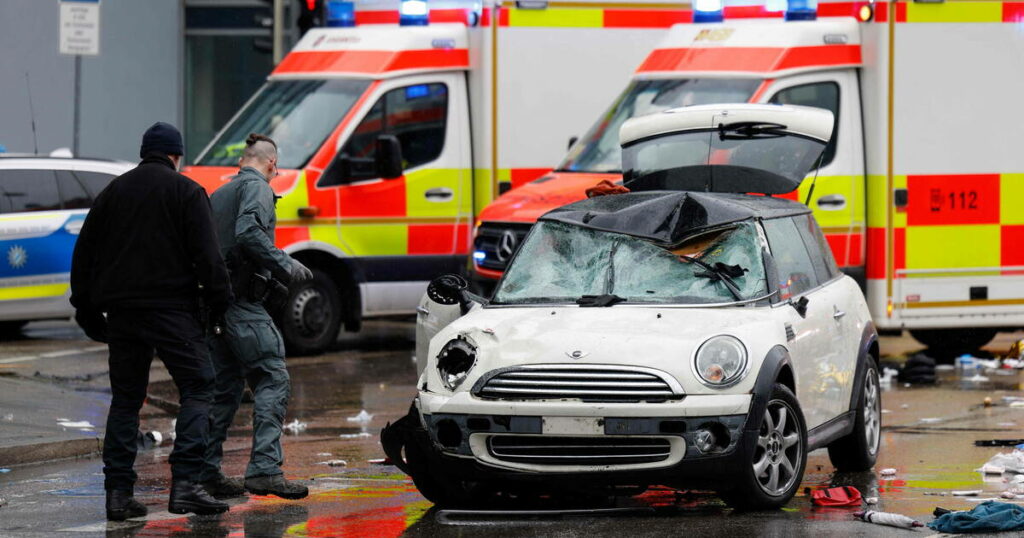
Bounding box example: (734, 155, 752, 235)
(854, 510, 924, 529)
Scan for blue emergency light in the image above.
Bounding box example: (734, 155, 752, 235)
(400, 0, 430, 26)
(473, 251, 486, 262)
(785, 0, 817, 20)
(326, 0, 356, 27)
(693, 0, 724, 23)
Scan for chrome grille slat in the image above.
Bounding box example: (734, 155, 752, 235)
(487, 435, 673, 465)
(475, 366, 682, 402)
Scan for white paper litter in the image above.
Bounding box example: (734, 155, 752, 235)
(317, 452, 332, 457)
(347, 410, 373, 424)
(865, 497, 879, 504)
(966, 374, 991, 383)
(952, 490, 983, 496)
(340, 432, 372, 439)
(57, 420, 94, 429)
(880, 468, 897, 476)
(981, 463, 1006, 475)
(920, 418, 942, 423)
(321, 459, 347, 467)
(978, 450, 1024, 474)
(283, 419, 307, 434)
(901, 404, 910, 409)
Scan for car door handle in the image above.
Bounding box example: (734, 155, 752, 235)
(424, 188, 454, 202)
(416, 306, 430, 316)
(833, 306, 846, 320)
(817, 194, 846, 210)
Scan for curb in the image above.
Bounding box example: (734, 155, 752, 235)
(0, 438, 103, 467)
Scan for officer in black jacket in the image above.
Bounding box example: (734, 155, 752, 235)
(70, 122, 233, 520)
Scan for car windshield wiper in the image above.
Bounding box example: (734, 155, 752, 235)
(718, 121, 787, 140)
(576, 294, 626, 307)
(682, 256, 748, 301)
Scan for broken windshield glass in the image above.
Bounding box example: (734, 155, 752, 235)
(492, 220, 767, 306)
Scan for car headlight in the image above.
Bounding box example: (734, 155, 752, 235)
(694, 335, 748, 387)
(437, 337, 476, 391)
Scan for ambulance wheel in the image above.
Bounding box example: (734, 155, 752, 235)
(278, 269, 342, 356)
(909, 328, 996, 354)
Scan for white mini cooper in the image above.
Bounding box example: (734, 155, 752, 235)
(382, 104, 880, 510)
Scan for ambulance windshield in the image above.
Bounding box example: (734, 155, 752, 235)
(195, 79, 371, 169)
(558, 79, 760, 174)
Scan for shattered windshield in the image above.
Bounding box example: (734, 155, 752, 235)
(492, 220, 767, 306)
(195, 79, 371, 169)
(557, 79, 760, 174)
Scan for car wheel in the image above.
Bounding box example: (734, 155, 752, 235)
(276, 269, 343, 356)
(909, 328, 996, 354)
(721, 383, 807, 511)
(827, 357, 881, 471)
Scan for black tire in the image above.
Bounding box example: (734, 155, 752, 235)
(276, 269, 343, 356)
(828, 357, 881, 471)
(0, 321, 28, 339)
(721, 383, 807, 511)
(909, 328, 997, 353)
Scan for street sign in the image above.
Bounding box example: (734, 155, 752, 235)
(59, 0, 100, 56)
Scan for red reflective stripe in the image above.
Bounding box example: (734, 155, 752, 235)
(498, 8, 510, 26)
(1004, 2, 1024, 22)
(275, 226, 311, 250)
(409, 223, 473, 255)
(273, 49, 469, 75)
(1003, 225, 1024, 274)
(724, 5, 782, 19)
(896, 2, 907, 22)
(871, 1, 889, 23)
(429, 9, 471, 23)
(481, 6, 492, 26)
(338, 176, 407, 217)
(867, 227, 886, 279)
(637, 45, 860, 74)
(906, 174, 1000, 226)
(603, 9, 690, 27)
(894, 227, 906, 277)
(355, 11, 398, 24)
(510, 168, 551, 189)
(823, 232, 864, 268)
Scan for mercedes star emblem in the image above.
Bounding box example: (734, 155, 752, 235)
(496, 230, 518, 262)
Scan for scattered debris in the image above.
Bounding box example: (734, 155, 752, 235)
(323, 460, 347, 467)
(880, 468, 898, 477)
(316, 452, 331, 457)
(854, 510, 923, 529)
(976, 439, 1024, 447)
(901, 404, 910, 409)
(865, 497, 879, 505)
(56, 420, 94, 429)
(339, 432, 372, 439)
(136, 431, 162, 450)
(347, 410, 374, 424)
(953, 490, 983, 497)
(811, 486, 862, 506)
(283, 419, 307, 434)
(881, 409, 892, 414)
(920, 418, 942, 423)
(979, 450, 1024, 474)
(966, 374, 991, 383)
(984, 397, 994, 407)
(898, 353, 936, 384)
(368, 458, 387, 465)
(999, 422, 1017, 427)
(929, 500, 1024, 533)
(925, 492, 948, 496)
(0, 469, 9, 474)
(980, 464, 1006, 475)
(0, 497, 6, 508)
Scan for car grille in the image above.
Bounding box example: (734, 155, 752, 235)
(473, 366, 683, 402)
(473, 223, 532, 272)
(487, 435, 673, 465)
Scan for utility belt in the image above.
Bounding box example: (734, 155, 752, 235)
(227, 250, 289, 311)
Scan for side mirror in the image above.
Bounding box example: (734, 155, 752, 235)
(792, 296, 809, 318)
(376, 135, 403, 179)
(427, 273, 486, 314)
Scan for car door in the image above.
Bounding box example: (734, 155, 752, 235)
(763, 215, 845, 430)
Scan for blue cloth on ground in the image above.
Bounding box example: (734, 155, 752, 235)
(929, 501, 1024, 533)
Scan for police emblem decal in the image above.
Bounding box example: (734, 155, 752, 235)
(7, 245, 26, 269)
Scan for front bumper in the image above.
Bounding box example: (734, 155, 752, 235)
(386, 393, 757, 491)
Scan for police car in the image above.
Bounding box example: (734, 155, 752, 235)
(0, 152, 132, 335)
(383, 105, 880, 510)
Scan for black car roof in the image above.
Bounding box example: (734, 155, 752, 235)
(539, 190, 810, 247)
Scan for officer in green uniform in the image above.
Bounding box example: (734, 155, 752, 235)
(199, 133, 313, 499)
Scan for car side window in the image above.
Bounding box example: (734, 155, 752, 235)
(768, 82, 840, 169)
(71, 170, 116, 199)
(0, 169, 62, 214)
(338, 83, 448, 172)
(763, 216, 819, 300)
(55, 171, 92, 209)
(792, 214, 835, 284)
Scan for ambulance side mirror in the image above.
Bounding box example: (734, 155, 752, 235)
(376, 135, 403, 180)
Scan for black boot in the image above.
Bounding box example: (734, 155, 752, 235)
(168, 480, 230, 515)
(201, 474, 246, 499)
(106, 489, 148, 521)
(244, 475, 309, 500)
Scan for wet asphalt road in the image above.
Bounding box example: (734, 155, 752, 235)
(2, 321, 1024, 536)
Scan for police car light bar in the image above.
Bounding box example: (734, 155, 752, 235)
(326, 0, 356, 27)
(785, 0, 818, 20)
(400, 0, 430, 26)
(693, 0, 724, 23)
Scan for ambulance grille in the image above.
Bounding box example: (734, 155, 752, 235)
(487, 435, 673, 466)
(473, 366, 683, 402)
(473, 223, 532, 271)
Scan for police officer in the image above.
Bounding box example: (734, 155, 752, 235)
(199, 133, 312, 499)
(70, 122, 232, 520)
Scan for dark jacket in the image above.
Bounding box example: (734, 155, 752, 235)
(70, 154, 232, 313)
(209, 166, 293, 284)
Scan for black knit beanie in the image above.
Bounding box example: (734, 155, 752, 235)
(139, 122, 184, 158)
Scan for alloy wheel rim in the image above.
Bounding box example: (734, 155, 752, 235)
(753, 399, 802, 497)
(863, 368, 881, 456)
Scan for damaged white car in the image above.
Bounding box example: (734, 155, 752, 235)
(382, 104, 880, 510)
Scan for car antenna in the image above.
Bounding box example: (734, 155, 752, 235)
(706, 121, 718, 192)
(802, 150, 826, 206)
(25, 72, 38, 155)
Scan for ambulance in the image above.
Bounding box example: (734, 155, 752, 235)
(184, 0, 694, 353)
(471, 0, 1024, 352)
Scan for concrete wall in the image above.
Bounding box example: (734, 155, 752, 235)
(0, 0, 181, 162)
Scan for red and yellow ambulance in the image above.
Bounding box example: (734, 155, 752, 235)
(472, 0, 1024, 351)
(184, 0, 688, 353)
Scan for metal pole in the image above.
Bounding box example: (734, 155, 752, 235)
(73, 55, 81, 156)
(273, 0, 284, 64)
